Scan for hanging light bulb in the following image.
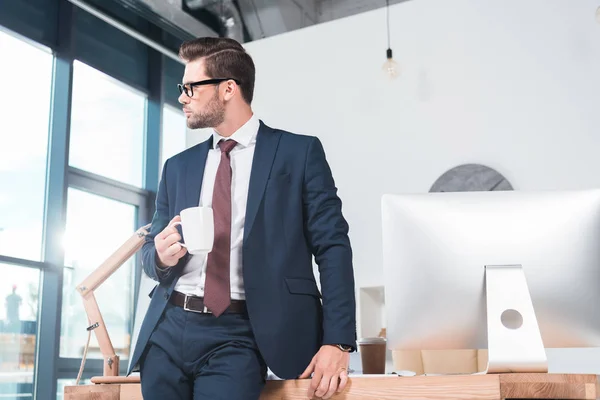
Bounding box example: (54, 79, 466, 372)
(382, 0, 399, 80)
(383, 48, 399, 79)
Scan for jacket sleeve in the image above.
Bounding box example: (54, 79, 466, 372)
(302, 137, 357, 349)
(142, 158, 188, 283)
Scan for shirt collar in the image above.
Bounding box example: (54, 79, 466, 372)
(211, 114, 259, 149)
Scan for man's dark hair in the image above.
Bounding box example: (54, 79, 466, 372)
(179, 37, 255, 104)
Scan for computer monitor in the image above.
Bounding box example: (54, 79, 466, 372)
(381, 189, 600, 373)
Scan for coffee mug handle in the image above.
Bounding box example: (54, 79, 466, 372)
(169, 221, 182, 228)
(168, 221, 187, 248)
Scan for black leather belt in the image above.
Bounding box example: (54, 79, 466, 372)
(170, 291, 246, 314)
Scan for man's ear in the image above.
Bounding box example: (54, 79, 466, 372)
(222, 80, 237, 101)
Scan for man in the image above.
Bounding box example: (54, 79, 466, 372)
(129, 37, 356, 400)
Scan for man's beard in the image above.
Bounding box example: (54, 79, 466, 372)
(186, 91, 225, 129)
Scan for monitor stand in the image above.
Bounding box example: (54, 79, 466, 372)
(484, 265, 548, 373)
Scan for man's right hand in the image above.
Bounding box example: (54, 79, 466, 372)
(154, 216, 188, 268)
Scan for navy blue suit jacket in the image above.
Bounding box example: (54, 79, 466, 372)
(128, 121, 356, 379)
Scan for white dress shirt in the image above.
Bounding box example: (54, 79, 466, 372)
(174, 114, 259, 300)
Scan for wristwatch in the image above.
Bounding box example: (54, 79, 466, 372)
(335, 344, 354, 352)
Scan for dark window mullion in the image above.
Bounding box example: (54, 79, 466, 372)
(0, 255, 51, 270)
(67, 167, 150, 207)
(35, 0, 75, 397)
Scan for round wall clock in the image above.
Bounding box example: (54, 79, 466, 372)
(430, 164, 513, 193)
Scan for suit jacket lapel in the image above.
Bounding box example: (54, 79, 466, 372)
(244, 121, 281, 242)
(184, 137, 212, 210)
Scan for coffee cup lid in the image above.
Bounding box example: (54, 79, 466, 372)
(357, 337, 386, 345)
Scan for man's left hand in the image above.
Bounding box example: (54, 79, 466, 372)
(299, 345, 350, 399)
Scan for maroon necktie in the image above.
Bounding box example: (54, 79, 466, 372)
(204, 139, 237, 317)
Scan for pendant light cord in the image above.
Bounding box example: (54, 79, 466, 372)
(386, 0, 391, 50)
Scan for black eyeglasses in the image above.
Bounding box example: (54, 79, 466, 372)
(177, 78, 240, 98)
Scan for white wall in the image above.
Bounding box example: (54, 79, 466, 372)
(225, 0, 600, 372)
(241, 0, 600, 288)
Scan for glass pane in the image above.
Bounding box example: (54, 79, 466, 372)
(161, 104, 187, 175)
(0, 30, 52, 261)
(60, 188, 136, 360)
(69, 61, 146, 187)
(0, 264, 40, 399)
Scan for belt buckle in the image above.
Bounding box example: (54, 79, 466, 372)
(183, 294, 209, 313)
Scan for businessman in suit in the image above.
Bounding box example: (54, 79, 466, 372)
(129, 37, 356, 400)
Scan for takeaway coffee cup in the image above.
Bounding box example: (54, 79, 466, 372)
(358, 337, 387, 374)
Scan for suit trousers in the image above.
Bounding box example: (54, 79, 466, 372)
(139, 302, 267, 400)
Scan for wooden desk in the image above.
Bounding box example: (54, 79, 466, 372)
(64, 373, 599, 400)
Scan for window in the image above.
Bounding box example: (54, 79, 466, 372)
(0, 264, 40, 399)
(60, 188, 137, 360)
(0, 29, 52, 261)
(69, 61, 146, 187)
(1, 5, 161, 397)
(161, 104, 187, 173)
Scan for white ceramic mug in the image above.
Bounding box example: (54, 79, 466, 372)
(170, 206, 214, 255)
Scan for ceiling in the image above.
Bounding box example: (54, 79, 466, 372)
(78, 0, 410, 55)
(96, 0, 409, 46)
(238, 0, 409, 41)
